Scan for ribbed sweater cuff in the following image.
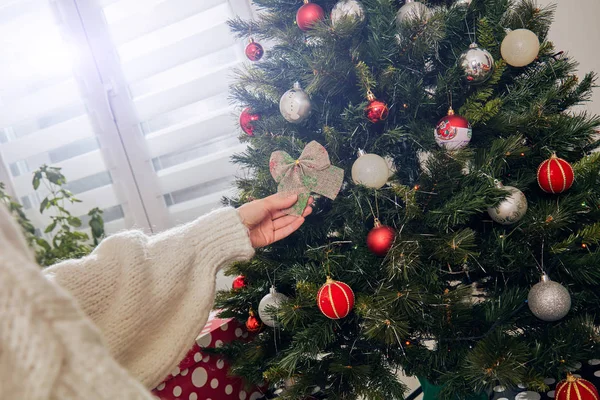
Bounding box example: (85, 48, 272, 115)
(187, 207, 255, 271)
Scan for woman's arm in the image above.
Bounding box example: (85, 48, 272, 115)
(43, 194, 312, 390)
(43, 207, 254, 389)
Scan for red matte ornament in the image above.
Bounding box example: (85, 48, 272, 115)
(367, 220, 396, 256)
(232, 275, 247, 290)
(245, 39, 264, 61)
(555, 373, 599, 400)
(239, 107, 260, 136)
(245, 310, 262, 332)
(317, 278, 355, 319)
(365, 97, 389, 123)
(296, 1, 325, 31)
(537, 153, 575, 194)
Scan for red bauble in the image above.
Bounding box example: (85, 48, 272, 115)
(239, 107, 260, 136)
(296, 2, 325, 31)
(246, 311, 262, 332)
(245, 39, 264, 61)
(365, 98, 389, 123)
(317, 278, 355, 319)
(537, 154, 575, 194)
(556, 374, 599, 400)
(367, 222, 396, 256)
(434, 109, 472, 150)
(232, 275, 247, 290)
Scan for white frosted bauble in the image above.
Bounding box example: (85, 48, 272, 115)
(501, 29, 540, 67)
(258, 287, 289, 328)
(454, 0, 471, 7)
(396, 0, 430, 25)
(487, 181, 528, 225)
(331, 0, 365, 26)
(352, 152, 390, 189)
(279, 82, 312, 124)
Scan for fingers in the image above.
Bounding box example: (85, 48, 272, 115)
(264, 193, 298, 212)
(273, 217, 306, 243)
(301, 205, 313, 218)
(273, 215, 300, 230)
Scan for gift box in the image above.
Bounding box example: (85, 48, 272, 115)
(152, 311, 264, 400)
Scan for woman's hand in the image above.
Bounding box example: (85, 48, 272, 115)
(237, 194, 313, 248)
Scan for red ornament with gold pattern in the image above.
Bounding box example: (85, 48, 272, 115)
(232, 275, 247, 290)
(316, 277, 355, 319)
(366, 219, 395, 256)
(536, 153, 575, 194)
(296, 0, 325, 31)
(434, 107, 472, 150)
(365, 92, 389, 123)
(555, 373, 599, 400)
(245, 38, 264, 61)
(239, 107, 260, 136)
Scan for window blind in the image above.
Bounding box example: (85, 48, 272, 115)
(0, 0, 253, 236)
(0, 0, 132, 235)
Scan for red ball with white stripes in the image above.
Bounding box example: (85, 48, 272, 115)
(537, 153, 574, 194)
(317, 278, 355, 319)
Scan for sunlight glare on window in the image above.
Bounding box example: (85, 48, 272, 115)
(0, 6, 76, 84)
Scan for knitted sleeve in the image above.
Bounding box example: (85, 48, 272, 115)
(43, 207, 255, 389)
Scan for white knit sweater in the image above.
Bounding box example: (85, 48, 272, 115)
(0, 204, 255, 399)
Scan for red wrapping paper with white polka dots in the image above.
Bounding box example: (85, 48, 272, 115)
(152, 312, 263, 400)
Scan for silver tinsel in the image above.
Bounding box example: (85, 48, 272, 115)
(279, 82, 312, 124)
(459, 43, 495, 84)
(528, 275, 571, 322)
(258, 287, 289, 328)
(487, 181, 528, 225)
(331, 0, 365, 26)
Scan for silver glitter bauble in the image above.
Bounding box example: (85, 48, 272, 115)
(487, 181, 528, 225)
(331, 0, 365, 26)
(396, 0, 430, 25)
(279, 82, 312, 124)
(258, 287, 289, 328)
(528, 275, 571, 322)
(459, 43, 495, 84)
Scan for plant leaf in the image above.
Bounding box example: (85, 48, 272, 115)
(39, 198, 49, 214)
(44, 220, 57, 233)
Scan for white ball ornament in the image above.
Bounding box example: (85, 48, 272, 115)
(487, 180, 528, 225)
(279, 82, 312, 124)
(501, 29, 540, 67)
(528, 274, 571, 322)
(351, 150, 390, 189)
(331, 0, 365, 26)
(396, 0, 430, 25)
(258, 287, 289, 328)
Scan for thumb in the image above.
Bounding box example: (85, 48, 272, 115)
(266, 193, 299, 210)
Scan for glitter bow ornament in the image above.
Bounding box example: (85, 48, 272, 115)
(270, 141, 344, 216)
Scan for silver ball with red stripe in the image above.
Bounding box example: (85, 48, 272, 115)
(258, 286, 289, 328)
(317, 278, 355, 319)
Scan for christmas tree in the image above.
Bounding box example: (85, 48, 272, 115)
(216, 0, 600, 398)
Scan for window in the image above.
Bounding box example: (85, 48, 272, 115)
(0, 0, 254, 234)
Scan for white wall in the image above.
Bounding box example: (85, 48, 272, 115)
(540, 0, 600, 115)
